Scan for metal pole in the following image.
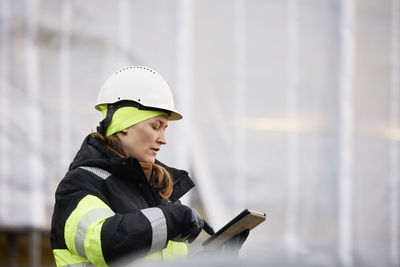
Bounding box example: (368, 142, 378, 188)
(29, 228, 40, 267)
(60, 0, 72, 175)
(390, 0, 400, 265)
(338, 0, 355, 266)
(181, 0, 229, 226)
(26, 0, 44, 226)
(26, 1, 43, 265)
(118, 0, 131, 66)
(233, 0, 247, 212)
(285, 0, 300, 259)
(175, 0, 194, 206)
(0, 0, 10, 226)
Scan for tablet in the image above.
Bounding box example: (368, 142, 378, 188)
(202, 209, 266, 248)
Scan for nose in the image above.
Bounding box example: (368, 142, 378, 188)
(157, 131, 167, 145)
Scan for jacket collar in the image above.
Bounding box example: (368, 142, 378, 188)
(69, 134, 195, 200)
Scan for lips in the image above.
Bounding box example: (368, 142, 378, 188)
(151, 148, 160, 155)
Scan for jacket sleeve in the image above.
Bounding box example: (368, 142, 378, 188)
(51, 168, 169, 266)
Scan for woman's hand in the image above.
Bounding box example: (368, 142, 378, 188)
(181, 207, 204, 243)
(160, 204, 208, 243)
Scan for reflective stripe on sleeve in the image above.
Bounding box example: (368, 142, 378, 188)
(65, 195, 114, 267)
(75, 207, 115, 259)
(141, 207, 168, 254)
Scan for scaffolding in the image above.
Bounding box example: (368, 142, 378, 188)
(0, 0, 399, 266)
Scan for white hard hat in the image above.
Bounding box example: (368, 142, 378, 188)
(96, 66, 182, 120)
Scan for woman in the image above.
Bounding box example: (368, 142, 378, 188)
(50, 66, 213, 266)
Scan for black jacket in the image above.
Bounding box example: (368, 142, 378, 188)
(50, 134, 195, 263)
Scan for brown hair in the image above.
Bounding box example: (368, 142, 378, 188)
(90, 132, 173, 200)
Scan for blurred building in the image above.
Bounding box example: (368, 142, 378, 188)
(0, 0, 399, 266)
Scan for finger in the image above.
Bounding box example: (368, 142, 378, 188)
(203, 220, 215, 235)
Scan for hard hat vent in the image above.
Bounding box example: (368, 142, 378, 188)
(115, 66, 156, 75)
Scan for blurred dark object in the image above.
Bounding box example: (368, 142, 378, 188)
(221, 229, 250, 255)
(0, 228, 55, 267)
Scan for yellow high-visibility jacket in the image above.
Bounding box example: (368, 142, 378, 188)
(50, 135, 195, 266)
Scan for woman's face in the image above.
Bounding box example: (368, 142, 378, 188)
(117, 115, 168, 163)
